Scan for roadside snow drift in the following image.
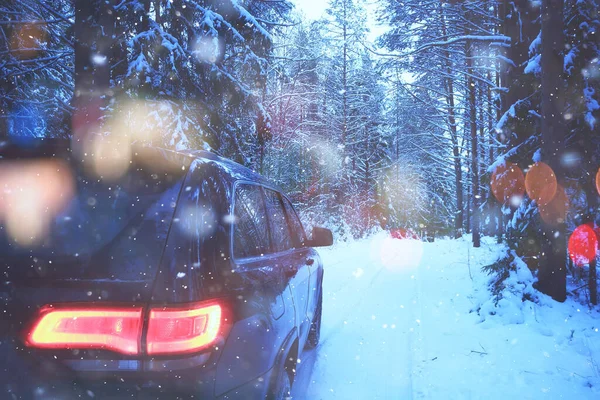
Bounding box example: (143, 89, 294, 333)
(292, 234, 600, 399)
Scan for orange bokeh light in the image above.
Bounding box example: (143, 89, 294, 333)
(0, 160, 74, 245)
(596, 168, 600, 196)
(490, 162, 525, 205)
(525, 162, 557, 205)
(9, 23, 47, 60)
(538, 185, 568, 225)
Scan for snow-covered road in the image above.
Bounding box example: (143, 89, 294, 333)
(291, 234, 600, 399)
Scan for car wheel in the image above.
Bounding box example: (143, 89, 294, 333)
(267, 363, 292, 400)
(305, 289, 322, 349)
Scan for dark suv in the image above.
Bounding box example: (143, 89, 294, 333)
(0, 140, 332, 399)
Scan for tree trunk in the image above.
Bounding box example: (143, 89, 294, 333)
(440, 4, 463, 239)
(466, 39, 481, 248)
(584, 170, 598, 304)
(591, 259, 598, 305)
(74, 0, 94, 98)
(341, 1, 348, 160)
(73, 0, 96, 138)
(466, 179, 471, 234)
(537, 0, 567, 302)
(73, 0, 114, 138)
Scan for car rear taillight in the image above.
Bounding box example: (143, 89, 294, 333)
(26, 302, 226, 356)
(27, 307, 143, 355)
(147, 302, 222, 355)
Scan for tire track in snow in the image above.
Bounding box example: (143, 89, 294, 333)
(320, 264, 386, 346)
(298, 237, 421, 399)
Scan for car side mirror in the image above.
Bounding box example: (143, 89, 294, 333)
(306, 227, 333, 247)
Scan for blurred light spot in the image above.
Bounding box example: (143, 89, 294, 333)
(352, 268, 364, 278)
(568, 224, 598, 267)
(509, 194, 523, 208)
(9, 23, 47, 59)
(596, 168, 600, 196)
(560, 151, 581, 169)
(582, 60, 600, 80)
(525, 162, 557, 205)
(89, 135, 132, 181)
(538, 185, 568, 225)
(177, 203, 217, 239)
(103, 101, 159, 142)
(91, 53, 108, 66)
(74, 100, 175, 181)
(0, 160, 74, 246)
(223, 214, 237, 225)
(490, 162, 525, 205)
(193, 36, 222, 64)
(371, 234, 423, 272)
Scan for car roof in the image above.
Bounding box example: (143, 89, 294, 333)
(0, 138, 280, 192)
(178, 149, 277, 189)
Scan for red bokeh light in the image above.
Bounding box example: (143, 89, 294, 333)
(525, 162, 557, 205)
(490, 162, 525, 205)
(568, 224, 598, 267)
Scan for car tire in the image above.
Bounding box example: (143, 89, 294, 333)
(267, 363, 292, 400)
(305, 290, 322, 349)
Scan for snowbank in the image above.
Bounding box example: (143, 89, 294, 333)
(293, 234, 600, 399)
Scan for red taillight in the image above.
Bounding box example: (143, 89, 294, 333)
(28, 307, 143, 355)
(27, 302, 226, 356)
(147, 303, 222, 355)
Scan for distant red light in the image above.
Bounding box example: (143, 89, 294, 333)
(390, 229, 419, 240)
(568, 224, 598, 267)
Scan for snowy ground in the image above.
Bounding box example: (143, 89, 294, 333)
(291, 234, 600, 399)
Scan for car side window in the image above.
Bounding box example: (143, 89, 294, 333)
(281, 196, 307, 247)
(233, 184, 270, 259)
(263, 189, 295, 253)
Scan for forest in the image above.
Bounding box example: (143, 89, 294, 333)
(1, 0, 599, 304)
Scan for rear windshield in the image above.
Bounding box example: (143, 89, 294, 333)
(0, 149, 186, 282)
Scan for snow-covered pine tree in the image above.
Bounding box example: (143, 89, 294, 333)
(345, 50, 388, 235)
(378, 0, 503, 242)
(115, 0, 292, 159)
(322, 0, 368, 214)
(492, 0, 599, 302)
(0, 0, 74, 138)
(2, 0, 293, 161)
(381, 69, 456, 236)
(263, 19, 332, 226)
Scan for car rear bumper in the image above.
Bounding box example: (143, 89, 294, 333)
(2, 370, 275, 400)
(1, 340, 275, 400)
(1, 339, 217, 399)
(216, 367, 274, 400)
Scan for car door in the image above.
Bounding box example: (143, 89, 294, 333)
(231, 183, 287, 322)
(217, 182, 292, 394)
(263, 189, 313, 345)
(280, 195, 322, 325)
